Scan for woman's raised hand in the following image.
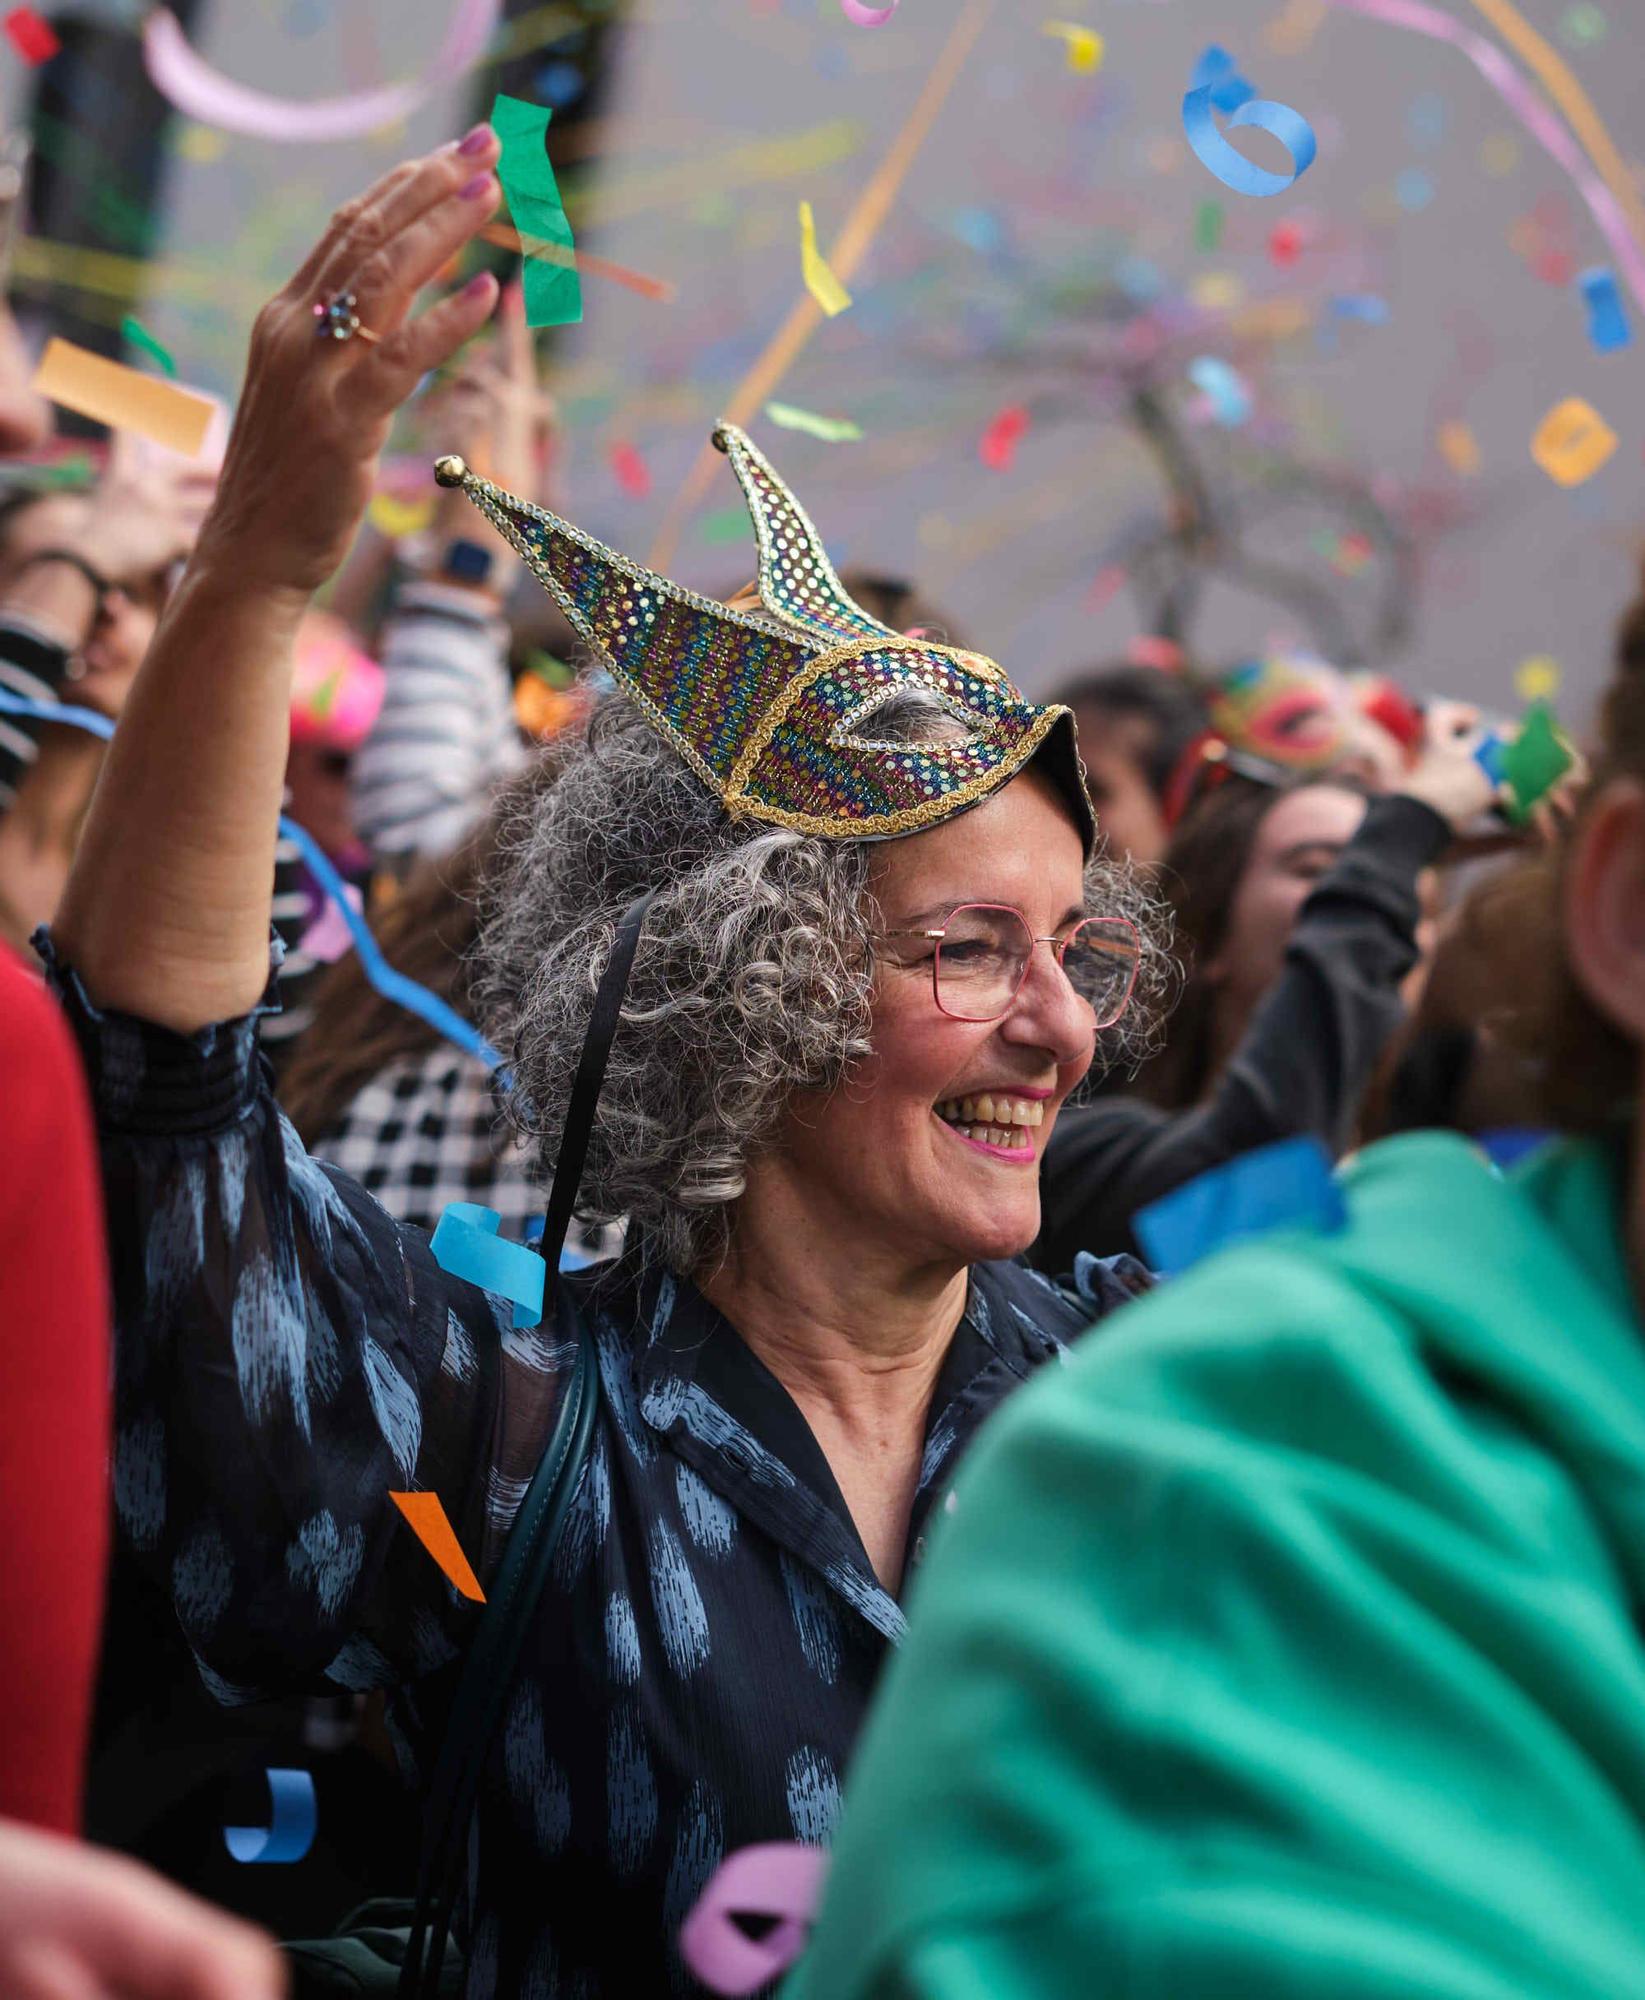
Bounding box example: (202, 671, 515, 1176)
(194, 126, 503, 603)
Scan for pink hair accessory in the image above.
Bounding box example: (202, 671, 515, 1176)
(678, 1842, 829, 1995)
(289, 612, 385, 753)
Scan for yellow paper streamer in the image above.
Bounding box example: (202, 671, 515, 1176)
(368, 493, 435, 539)
(798, 200, 853, 317)
(1466, 0, 1645, 268)
(649, 0, 996, 569)
(32, 336, 215, 456)
(1042, 20, 1104, 72)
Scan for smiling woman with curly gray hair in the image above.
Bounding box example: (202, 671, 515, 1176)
(477, 694, 1169, 1277)
(44, 148, 1170, 1999)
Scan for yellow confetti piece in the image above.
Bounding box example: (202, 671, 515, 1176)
(1531, 396, 1617, 487)
(798, 200, 852, 317)
(1481, 132, 1520, 175)
(1437, 419, 1481, 476)
(1190, 270, 1246, 312)
(1042, 20, 1104, 73)
(174, 122, 225, 163)
(1515, 655, 1563, 702)
(368, 493, 435, 539)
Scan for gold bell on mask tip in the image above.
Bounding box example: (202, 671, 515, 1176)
(433, 454, 468, 487)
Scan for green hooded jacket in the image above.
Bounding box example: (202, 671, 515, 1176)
(789, 1134, 1645, 2000)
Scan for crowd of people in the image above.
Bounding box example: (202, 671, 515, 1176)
(1, 118, 1641, 2000)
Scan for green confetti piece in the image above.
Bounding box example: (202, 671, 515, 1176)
(523, 647, 575, 688)
(1502, 701, 1575, 823)
(763, 400, 864, 443)
(121, 314, 177, 378)
(698, 504, 750, 547)
(492, 92, 583, 330)
(1195, 200, 1224, 252)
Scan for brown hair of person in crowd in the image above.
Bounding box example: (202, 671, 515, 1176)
(1129, 775, 1284, 1111)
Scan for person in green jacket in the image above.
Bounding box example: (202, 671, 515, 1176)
(788, 581, 1645, 1999)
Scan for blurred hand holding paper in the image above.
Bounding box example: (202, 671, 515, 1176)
(32, 337, 215, 457)
(798, 200, 853, 316)
(492, 91, 583, 330)
(1531, 396, 1617, 485)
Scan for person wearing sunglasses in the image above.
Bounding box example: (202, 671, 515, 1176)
(43, 136, 1164, 1995)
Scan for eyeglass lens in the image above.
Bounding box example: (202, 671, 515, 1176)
(934, 905, 1138, 1025)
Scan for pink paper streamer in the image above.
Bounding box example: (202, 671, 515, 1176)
(143, 0, 502, 143)
(1319, 0, 1645, 315)
(840, 0, 899, 24)
(679, 1842, 829, 1996)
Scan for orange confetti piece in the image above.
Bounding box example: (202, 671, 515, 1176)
(1530, 396, 1617, 487)
(32, 337, 215, 458)
(1437, 419, 1481, 477)
(388, 1490, 486, 1602)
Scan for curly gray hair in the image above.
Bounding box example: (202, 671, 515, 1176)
(475, 692, 1172, 1274)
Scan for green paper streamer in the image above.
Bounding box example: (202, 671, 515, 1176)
(1502, 701, 1575, 823)
(763, 399, 864, 443)
(492, 92, 583, 329)
(121, 314, 177, 378)
(1195, 199, 1225, 251)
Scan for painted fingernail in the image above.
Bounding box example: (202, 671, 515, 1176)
(459, 172, 496, 202)
(457, 122, 494, 157)
(461, 272, 496, 300)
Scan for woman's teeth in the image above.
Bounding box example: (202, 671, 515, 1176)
(934, 1095, 1044, 1149)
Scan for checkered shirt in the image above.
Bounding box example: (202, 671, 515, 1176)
(309, 1044, 619, 1262)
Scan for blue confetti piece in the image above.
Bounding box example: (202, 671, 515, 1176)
(1329, 293, 1390, 324)
(534, 58, 586, 108)
(225, 1768, 317, 1864)
(1473, 731, 1509, 785)
(1578, 265, 1631, 352)
(1396, 167, 1435, 211)
(1477, 1127, 1553, 1173)
(1134, 1137, 1346, 1277)
(1183, 80, 1317, 199)
(431, 1202, 546, 1328)
(1187, 354, 1252, 427)
(1407, 91, 1447, 148)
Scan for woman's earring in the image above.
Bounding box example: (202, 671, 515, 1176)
(63, 653, 87, 682)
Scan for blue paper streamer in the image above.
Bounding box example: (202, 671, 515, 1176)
(1578, 265, 1631, 352)
(1187, 43, 1256, 113)
(1183, 83, 1317, 198)
(0, 688, 508, 1081)
(1134, 1136, 1346, 1277)
(225, 1767, 317, 1864)
(431, 1200, 545, 1327)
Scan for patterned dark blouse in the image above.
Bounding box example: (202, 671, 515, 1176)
(45, 937, 1147, 1998)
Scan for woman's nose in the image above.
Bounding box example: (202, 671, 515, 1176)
(998, 949, 1094, 1067)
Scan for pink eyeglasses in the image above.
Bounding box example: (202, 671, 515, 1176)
(881, 903, 1141, 1025)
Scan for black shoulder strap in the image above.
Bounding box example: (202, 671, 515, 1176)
(398, 889, 654, 2000)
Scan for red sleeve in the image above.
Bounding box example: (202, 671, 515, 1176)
(0, 943, 110, 1834)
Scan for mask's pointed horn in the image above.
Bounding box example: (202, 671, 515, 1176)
(431, 456, 815, 794)
(713, 423, 899, 650)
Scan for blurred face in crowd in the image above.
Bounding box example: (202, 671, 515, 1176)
(768, 769, 1096, 1274)
(1075, 705, 1171, 866)
(282, 739, 359, 863)
(1203, 782, 1368, 1054)
(0, 492, 166, 716)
